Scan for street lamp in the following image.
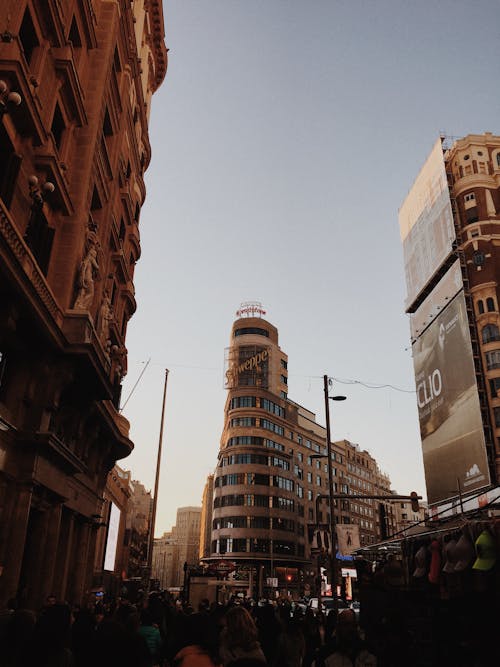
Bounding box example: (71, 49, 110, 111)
(323, 374, 346, 617)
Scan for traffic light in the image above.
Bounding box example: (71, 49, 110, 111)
(410, 491, 420, 513)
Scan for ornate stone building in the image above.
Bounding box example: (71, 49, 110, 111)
(0, 0, 167, 608)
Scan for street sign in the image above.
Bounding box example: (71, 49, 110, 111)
(209, 559, 236, 575)
(266, 577, 278, 587)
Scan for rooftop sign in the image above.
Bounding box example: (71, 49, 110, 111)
(236, 301, 266, 318)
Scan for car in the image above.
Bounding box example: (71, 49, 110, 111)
(350, 600, 360, 621)
(291, 600, 307, 617)
(308, 596, 350, 616)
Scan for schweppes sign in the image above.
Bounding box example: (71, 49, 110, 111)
(225, 349, 269, 388)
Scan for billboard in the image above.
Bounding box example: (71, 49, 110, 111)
(409, 259, 463, 340)
(399, 138, 455, 310)
(104, 502, 121, 572)
(412, 291, 490, 504)
(224, 345, 270, 389)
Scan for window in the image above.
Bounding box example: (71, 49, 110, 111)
(296, 485, 303, 498)
(227, 436, 263, 447)
(281, 359, 288, 369)
(261, 398, 285, 418)
(489, 378, 500, 398)
(230, 396, 256, 409)
(69, 16, 83, 47)
(230, 417, 256, 428)
(280, 391, 288, 400)
(270, 456, 290, 471)
(497, 153, 500, 168)
(307, 490, 313, 501)
(486, 298, 496, 312)
(272, 497, 294, 511)
(273, 475, 294, 491)
(19, 8, 39, 65)
(280, 374, 288, 385)
(316, 475, 322, 486)
(494, 407, 500, 427)
(234, 327, 269, 337)
(250, 516, 270, 529)
(51, 103, 66, 150)
(482, 324, 500, 343)
(478, 300, 485, 314)
(297, 452, 303, 462)
(487, 351, 500, 370)
(307, 472, 312, 483)
(464, 193, 475, 202)
(308, 508, 314, 520)
(297, 435, 303, 445)
(264, 439, 285, 452)
(261, 419, 284, 436)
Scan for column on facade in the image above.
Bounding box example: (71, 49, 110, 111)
(53, 508, 76, 602)
(68, 518, 92, 604)
(0, 483, 32, 607)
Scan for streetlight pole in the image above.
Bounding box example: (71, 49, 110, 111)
(147, 369, 169, 579)
(323, 374, 346, 618)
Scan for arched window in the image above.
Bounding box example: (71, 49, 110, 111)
(487, 297, 496, 312)
(478, 300, 485, 314)
(482, 324, 500, 344)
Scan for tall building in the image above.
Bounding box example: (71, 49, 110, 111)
(207, 304, 394, 596)
(0, 1, 167, 608)
(152, 507, 201, 589)
(199, 474, 214, 559)
(399, 134, 500, 514)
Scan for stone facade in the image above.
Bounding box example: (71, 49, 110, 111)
(0, 0, 167, 609)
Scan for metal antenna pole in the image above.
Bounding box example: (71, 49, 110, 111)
(147, 369, 169, 577)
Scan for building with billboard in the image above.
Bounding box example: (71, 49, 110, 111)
(400, 133, 500, 513)
(205, 305, 397, 597)
(0, 1, 167, 609)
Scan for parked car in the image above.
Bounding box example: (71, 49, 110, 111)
(350, 600, 360, 621)
(308, 596, 350, 616)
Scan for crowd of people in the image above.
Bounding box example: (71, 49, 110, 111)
(0, 591, 385, 667)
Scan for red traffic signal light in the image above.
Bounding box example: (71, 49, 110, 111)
(410, 491, 420, 513)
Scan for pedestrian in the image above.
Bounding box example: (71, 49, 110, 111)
(219, 606, 267, 667)
(172, 612, 221, 667)
(312, 609, 377, 667)
(139, 609, 163, 666)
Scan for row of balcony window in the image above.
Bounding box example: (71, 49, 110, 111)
(213, 495, 295, 511)
(213, 538, 300, 556)
(214, 474, 294, 491)
(213, 516, 296, 532)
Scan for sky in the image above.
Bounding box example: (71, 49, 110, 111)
(120, 0, 500, 536)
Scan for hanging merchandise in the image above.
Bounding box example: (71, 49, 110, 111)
(453, 532, 475, 572)
(441, 537, 458, 573)
(428, 539, 441, 584)
(412, 545, 428, 578)
(472, 530, 497, 571)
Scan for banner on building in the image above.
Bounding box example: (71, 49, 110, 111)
(104, 502, 121, 572)
(336, 525, 360, 556)
(399, 138, 455, 310)
(412, 291, 490, 504)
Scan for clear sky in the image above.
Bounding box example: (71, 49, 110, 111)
(120, 0, 500, 536)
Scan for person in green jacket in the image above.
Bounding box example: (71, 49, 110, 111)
(139, 609, 163, 667)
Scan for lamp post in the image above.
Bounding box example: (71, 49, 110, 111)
(323, 374, 346, 618)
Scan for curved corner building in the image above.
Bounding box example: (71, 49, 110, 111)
(210, 305, 333, 595)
